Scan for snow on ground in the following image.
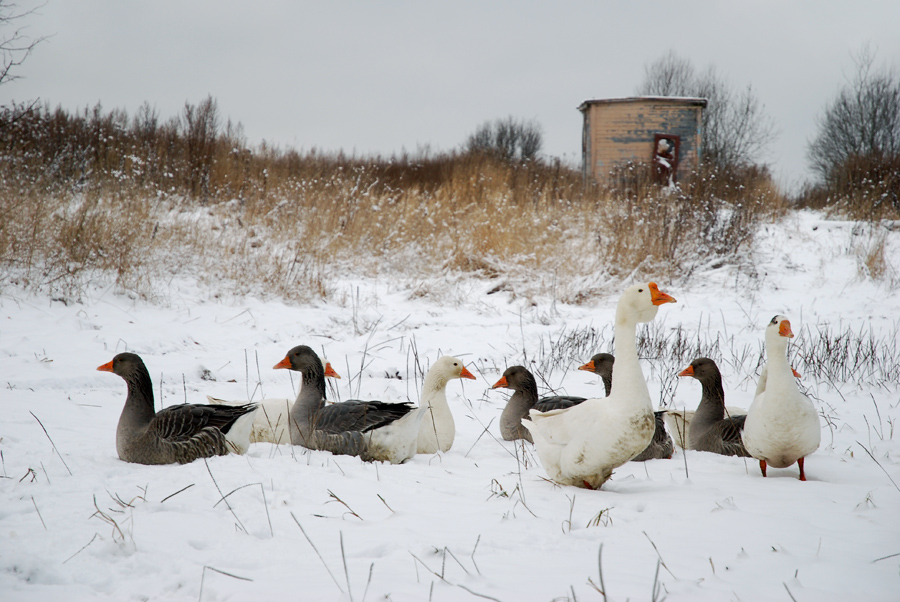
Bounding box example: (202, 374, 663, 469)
(1, 211, 899, 601)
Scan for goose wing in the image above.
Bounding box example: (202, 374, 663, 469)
(152, 403, 257, 441)
(317, 400, 415, 434)
(533, 395, 586, 412)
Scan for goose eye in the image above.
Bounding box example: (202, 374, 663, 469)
(638, 288, 644, 293)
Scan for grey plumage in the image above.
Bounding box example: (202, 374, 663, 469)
(98, 352, 257, 465)
(276, 345, 419, 463)
(679, 357, 751, 457)
(493, 365, 586, 442)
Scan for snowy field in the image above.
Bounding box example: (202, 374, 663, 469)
(1, 210, 899, 601)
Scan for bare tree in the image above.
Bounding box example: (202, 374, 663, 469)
(637, 51, 777, 170)
(637, 50, 696, 97)
(808, 45, 900, 182)
(465, 115, 544, 162)
(183, 96, 220, 200)
(0, 1, 46, 87)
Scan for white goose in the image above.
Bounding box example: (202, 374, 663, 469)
(522, 282, 677, 489)
(207, 361, 339, 445)
(741, 315, 820, 480)
(416, 356, 477, 453)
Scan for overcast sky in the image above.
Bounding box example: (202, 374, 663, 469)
(2, 1, 898, 189)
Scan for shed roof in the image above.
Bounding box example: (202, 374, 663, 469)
(577, 96, 708, 112)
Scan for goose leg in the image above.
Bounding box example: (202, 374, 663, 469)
(583, 480, 595, 490)
(797, 457, 806, 481)
(759, 459, 767, 477)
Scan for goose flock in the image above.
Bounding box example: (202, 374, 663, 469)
(97, 282, 822, 488)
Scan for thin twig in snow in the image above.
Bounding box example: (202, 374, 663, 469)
(783, 582, 798, 602)
(203, 459, 247, 533)
(160, 483, 195, 503)
(857, 440, 900, 493)
(586, 543, 607, 601)
(340, 531, 354, 602)
(471, 535, 482, 575)
(361, 562, 374, 602)
(291, 512, 345, 594)
(328, 489, 363, 520)
(408, 553, 501, 602)
(651, 559, 666, 602)
(444, 547, 470, 575)
(63, 533, 99, 564)
(377, 493, 394, 513)
(30, 411, 72, 475)
(32, 496, 47, 530)
(198, 565, 253, 602)
(643, 531, 676, 578)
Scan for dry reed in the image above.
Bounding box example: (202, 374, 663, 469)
(1, 100, 784, 304)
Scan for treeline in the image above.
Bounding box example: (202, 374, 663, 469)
(0, 96, 588, 207)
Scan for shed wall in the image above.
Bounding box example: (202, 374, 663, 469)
(583, 100, 703, 182)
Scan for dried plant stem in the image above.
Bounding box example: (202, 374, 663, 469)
(856, 440, 900, 493)
(361, 562, 374, 602)
(409, 552, 501, 602)
(471, 535, 483, 576)
(328, 489, 363, 520)
(291, 512, 345, 594)
(198, 565, 253, 602)
(160, 483, 195, 503)
(63, 533, 99, 564)
(587, 543, 607, 601)
(643, 531, 676, 579)
(29, 411, 72, 475)
(31, 496, 47, 530)
(340, 531, 354, 602)
(203, 459, 247, 533)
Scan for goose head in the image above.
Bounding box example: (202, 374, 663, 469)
(678, 357, 720, 381)
(491, 365, 532, 392)
(428, 355, 476, 386)
(578, 353, 615, 396)
(765, 315, 794, 355)
(274, 345, 342, 381)
(97, 352, 148, 379)
(578, 353, 615, 378)
(616, 282, 676, 326)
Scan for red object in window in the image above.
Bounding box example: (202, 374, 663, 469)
(653, 134, 680, 186)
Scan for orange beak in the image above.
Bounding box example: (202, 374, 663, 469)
(324, 362, 341, 379)
(578, 360, 595, 372)
(460, 366, 476, 380)
(649, 282, 676, 306)
(273, 357, 291, 370)
(792, 367, 801, 378)
(491, 375, 508, 389)
(779, 319, 794, 338)
(678, 365, 694, 377)
(97, 360, 114, 372)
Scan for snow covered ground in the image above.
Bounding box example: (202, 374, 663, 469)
(1, 210, 899, 601)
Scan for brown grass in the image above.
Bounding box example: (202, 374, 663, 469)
(0, 99, 784, 304)
(796, 153, 900, 220)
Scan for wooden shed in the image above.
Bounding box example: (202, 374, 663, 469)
(578, 96, 707, 185)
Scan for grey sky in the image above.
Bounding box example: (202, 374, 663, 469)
(2, 1, 898, 189)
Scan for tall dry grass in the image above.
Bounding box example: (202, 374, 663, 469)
(0, 99, 783, 304)
(796, 153, 900, 220)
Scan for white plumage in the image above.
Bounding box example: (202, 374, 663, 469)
(523, 282, 677, 489)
